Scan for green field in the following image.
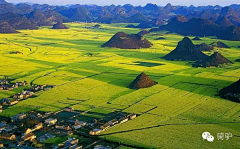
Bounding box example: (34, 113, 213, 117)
(0, 23, 240, 148)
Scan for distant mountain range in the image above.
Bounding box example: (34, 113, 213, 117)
(0, 0, 240, 40)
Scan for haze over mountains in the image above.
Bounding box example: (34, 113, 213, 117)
(0, 0, 240, 40)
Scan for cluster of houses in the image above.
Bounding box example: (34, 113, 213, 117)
(0, 84, 55, 113)
(90, 113, 136, 135)
(29, 85, 55, 92)
(58, 137, 82, 149)
(13, 84, 54, 101)
(0, 108, 86, 148)
(0, 105, 136, 148)
(0, 110, 85, 148)
(84, 25, 105, 30)
(0, 79, 27, 91)
(0, 78, 27, 113)
(13, 90, 34, 100)
(0, 90, 34, 114)
(21, 122, 43, 142)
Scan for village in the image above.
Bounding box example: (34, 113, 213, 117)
(0, 78, 27, 91)
(0, 78, 55, 113)
(0, 105, 137, 149)
(0, 78, 137, 149)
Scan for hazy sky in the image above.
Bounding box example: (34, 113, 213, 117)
(7, 0, 240, 6)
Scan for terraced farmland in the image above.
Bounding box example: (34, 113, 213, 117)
(0, 23, 240, 148)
